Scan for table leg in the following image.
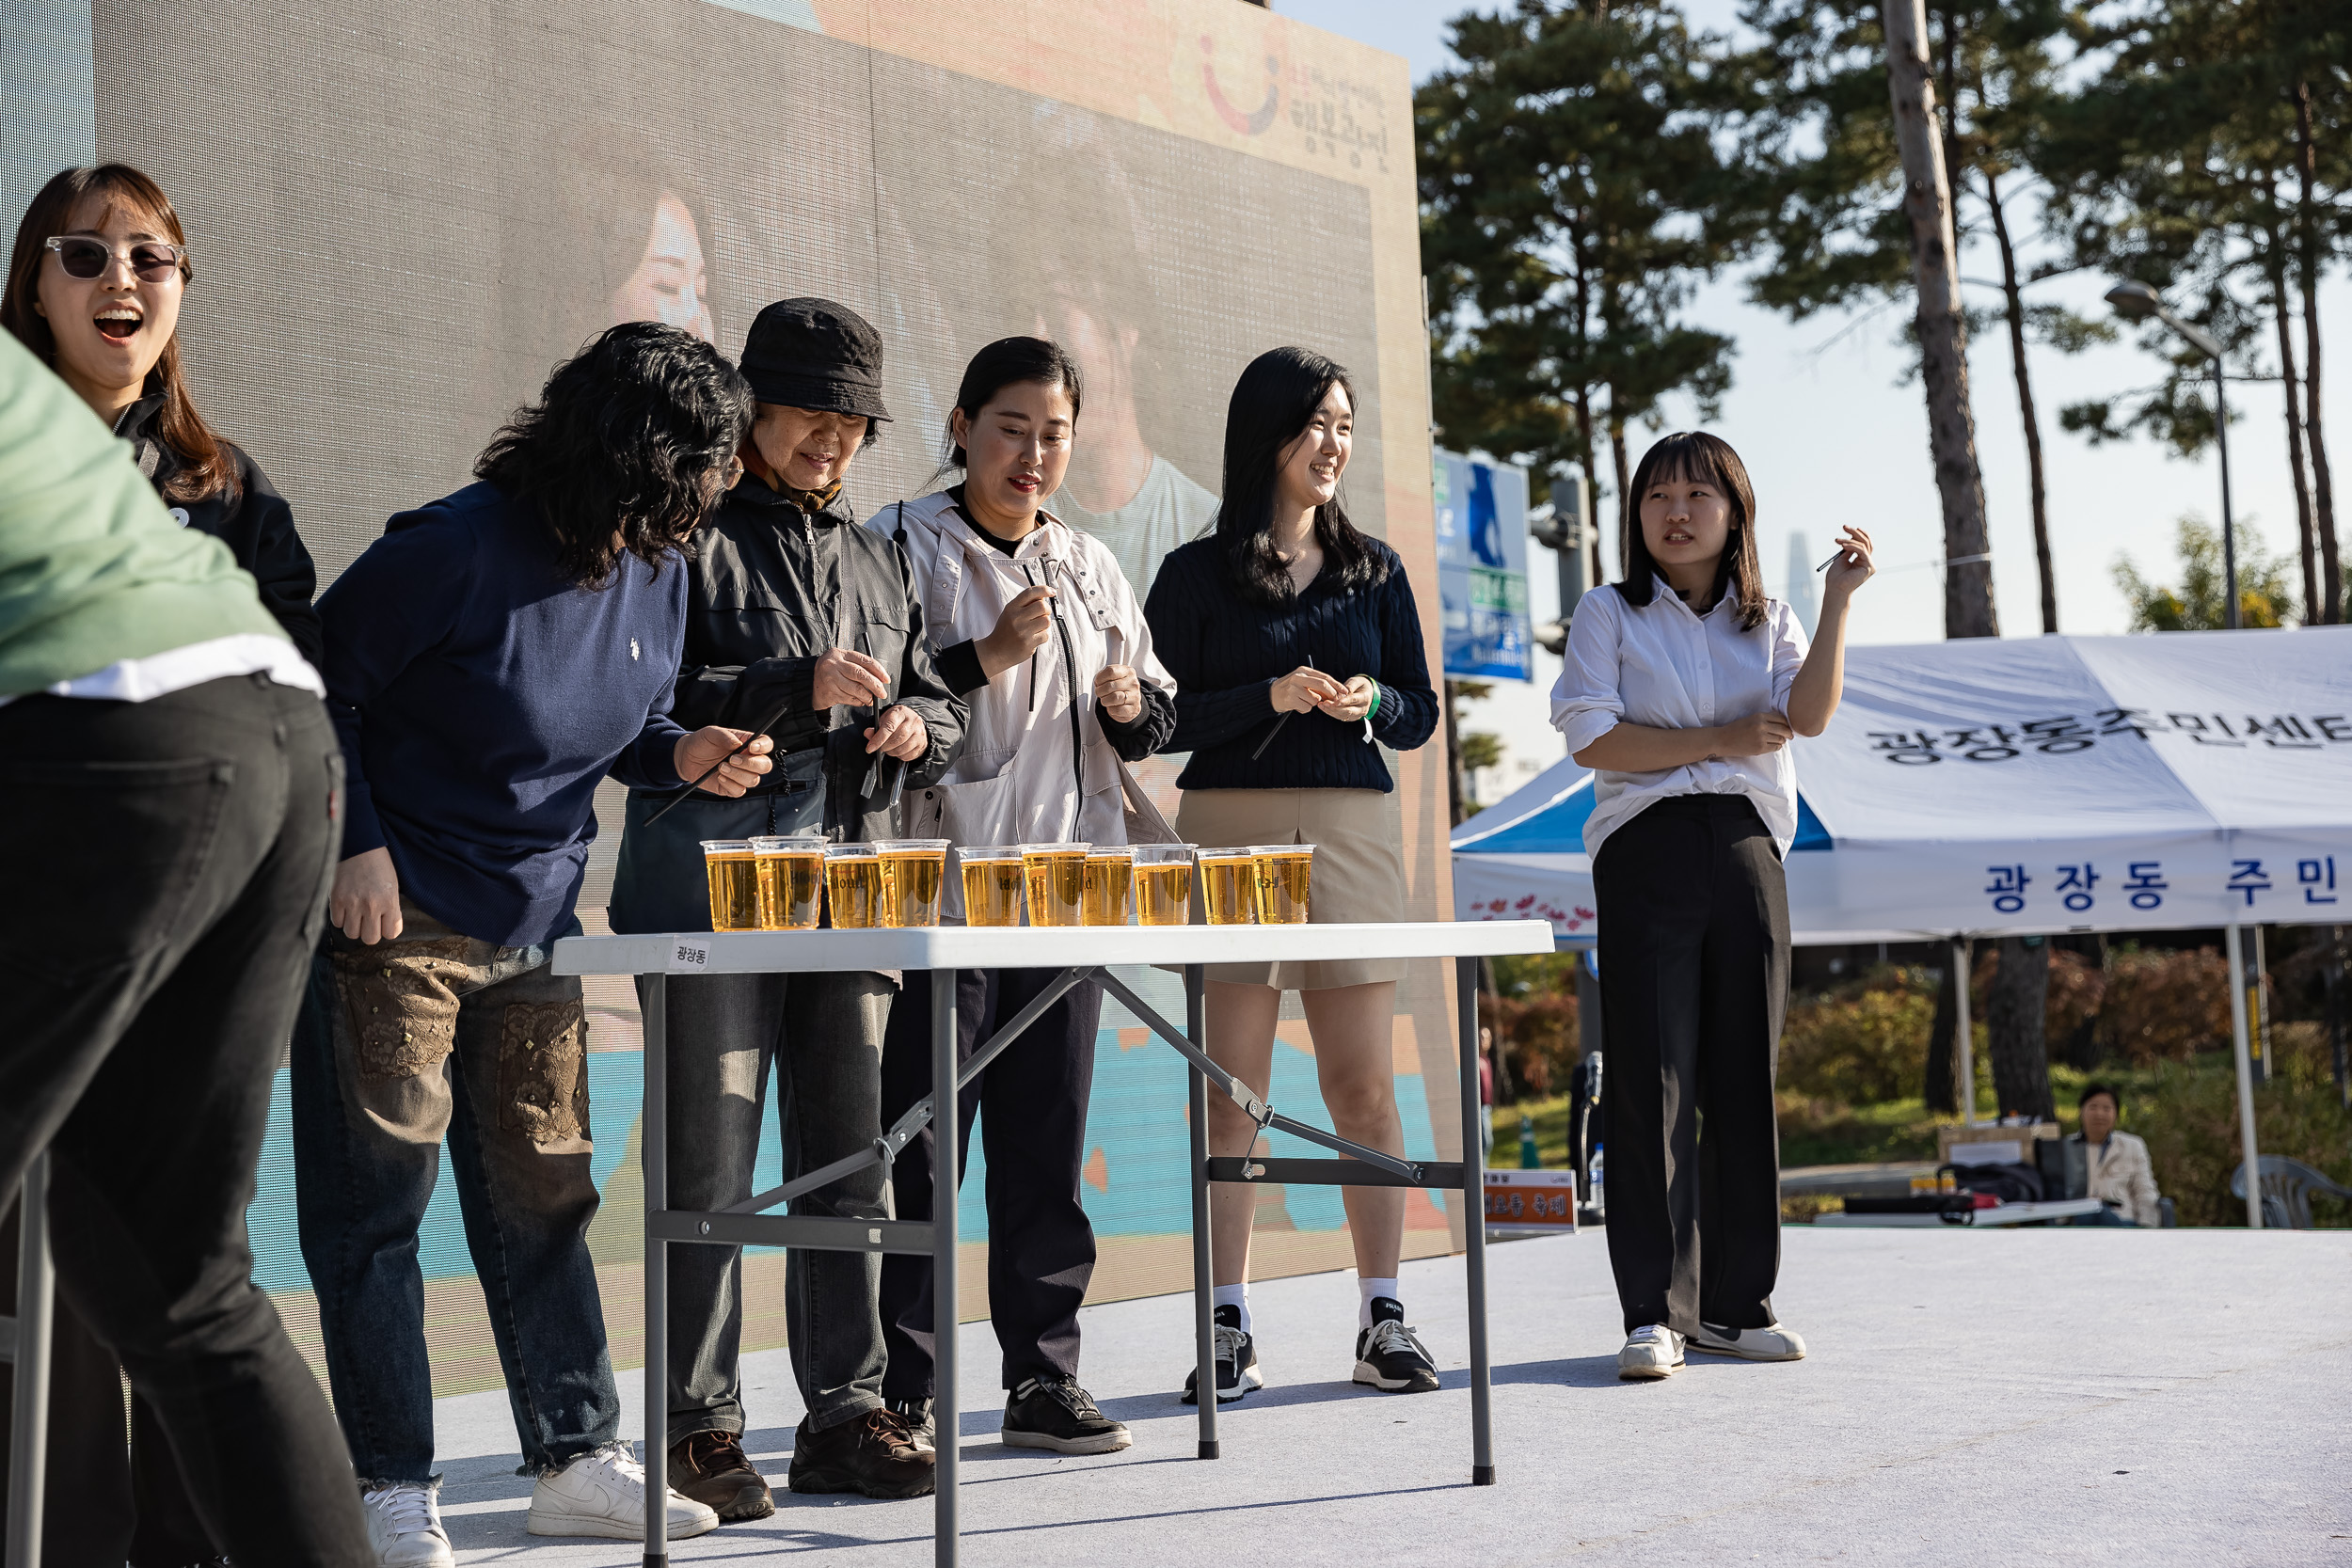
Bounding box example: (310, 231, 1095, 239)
(930, 968, 959, 1566)
(1456, 957, 1494, 1485)
(1185, 964, 1217, 1459)
(6, 1154, 54, 1568)
(642, 973, 668, 1567)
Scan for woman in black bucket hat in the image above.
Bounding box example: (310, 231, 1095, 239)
(610, 297, 964, 1514)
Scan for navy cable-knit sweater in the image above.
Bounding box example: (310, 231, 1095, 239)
(1144, 535, 1437, 791)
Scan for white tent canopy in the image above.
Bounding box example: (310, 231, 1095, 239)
(1454, 628, 2352, 946)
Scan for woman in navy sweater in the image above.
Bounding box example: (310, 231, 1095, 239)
(1144, 346, 1438, 1403)
(300, 325, 769, 1557)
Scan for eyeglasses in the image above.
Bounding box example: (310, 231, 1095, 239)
(44, 236, 187, 282)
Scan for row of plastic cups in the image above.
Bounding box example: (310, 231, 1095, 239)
(700, 837, 1313, 931)
(701, 835, 952, 931)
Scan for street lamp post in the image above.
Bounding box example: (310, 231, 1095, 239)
(2105, 280, 2238, 629)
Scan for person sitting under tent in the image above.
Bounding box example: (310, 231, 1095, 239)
(2070, 1082, 2161, 1227)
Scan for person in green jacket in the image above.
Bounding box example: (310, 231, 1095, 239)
(0, 324, 371, 1566)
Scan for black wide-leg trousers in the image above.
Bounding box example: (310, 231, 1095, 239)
(1593, 794, 1790, 1337)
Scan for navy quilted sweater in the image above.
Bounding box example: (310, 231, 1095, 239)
(1143, 535, 1438, 791)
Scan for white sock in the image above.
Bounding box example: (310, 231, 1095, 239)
(1359, 1276, 1400, 1330)
(1214, 1283, 1251, 1334)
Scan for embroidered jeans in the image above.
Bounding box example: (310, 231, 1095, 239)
(292, 899, 618, 1482)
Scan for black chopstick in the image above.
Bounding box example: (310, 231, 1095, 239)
(1250, 653, 1316, 761)
(644, 690, 795, 826)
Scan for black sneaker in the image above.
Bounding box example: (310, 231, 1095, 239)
(1001, 1375, 1132, 1455)
(1353, 1297, 1439, 1393)
(1179, 1304, 1263, 1405)
(886, 1396, 935, 1453)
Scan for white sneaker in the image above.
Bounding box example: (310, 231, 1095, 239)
(526, 1444, 721, 1541)
(1617, 1324, 1686, 1381)
(361, 1481, 454, 1568)
(1690, 1321, 1807, 1361)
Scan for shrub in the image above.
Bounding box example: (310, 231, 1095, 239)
(1482, 989, 1579, 1098)
(2096, 946, 2231, 1064)
(2132, 1023, 2352, 1227)
(1779, 968, 1938, 1104)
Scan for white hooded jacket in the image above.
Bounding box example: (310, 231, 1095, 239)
(868, 491, 1177, 912)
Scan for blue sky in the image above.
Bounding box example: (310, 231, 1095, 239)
(1278, 0, 2352, 798)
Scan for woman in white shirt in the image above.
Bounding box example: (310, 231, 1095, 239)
(2070, 1083, 2162, 1225)
(1551, 432, 1872, 1382)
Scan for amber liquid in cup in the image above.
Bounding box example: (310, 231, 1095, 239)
(755, 848, 823, 930)
(705, 847, 760, 932)
(1022, 847, 1087, 927)
(879, 847, 947, 927)
(1134, 862, 1193, 927)
(961, 858, 1026, 927)
(824, 853, 883, 929)
(1199, 855, 1259, 927)
(1080, 853, 1135, 926)
(1253, 848, 1313, 925)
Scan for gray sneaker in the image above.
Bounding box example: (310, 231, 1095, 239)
(1690, 1321, 1807, 1361)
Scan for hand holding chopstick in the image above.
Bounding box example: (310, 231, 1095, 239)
(646, 716, 782, 824)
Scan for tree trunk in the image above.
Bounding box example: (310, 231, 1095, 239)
(1444, 680, 1467, 827)
(1609, 415, 1632, 575)
(1923, 951, 1959, 1114)
(1987, 936, 2054, 1121)
(1882, 0, 1997, 638)
(2263, 175, 2320, 622)
(2296, 80, 2343, 623)
(1984, 171, 2056, 634)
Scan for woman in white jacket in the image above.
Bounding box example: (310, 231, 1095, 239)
(867, 336, 1176, 1456)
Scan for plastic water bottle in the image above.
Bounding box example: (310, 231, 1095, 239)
(1589, 1143, 1606, 1215)
(1518, 1114, 1539, 1170)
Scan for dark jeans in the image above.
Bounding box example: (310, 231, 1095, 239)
(879, 967, 1103, 1398)
(1593, 795, 1790, 1337)
(0, 674, 370, 1567)
(644, 971, 896, 1439)
(293, 899, 617, 1481)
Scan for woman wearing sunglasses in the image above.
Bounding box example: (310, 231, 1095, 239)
(0, 162, 324, 1568)
(3, 164, 321, 667)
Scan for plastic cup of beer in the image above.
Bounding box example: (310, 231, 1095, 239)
(959, 846, 1027, 927)
(749, 833, 824, 930)
(1197, 847, 1260, 927)
(1020, 842, 1089, 927)
(1080, 847, 1136, 927)
(1131, 843, 1196, 927)
(822, 842, 883, 929)
(876, 837, 951, 927)
(1250, 843, 1315, 925)
(701, 840, 761, 932)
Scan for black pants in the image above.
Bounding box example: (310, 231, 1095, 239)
(1592, 795, 1790, 1336)
(0, 675, 371, 1567)
(878, 967, 1102, 1397)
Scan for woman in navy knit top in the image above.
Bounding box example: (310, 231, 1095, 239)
(1144, 346, 1438, 1404)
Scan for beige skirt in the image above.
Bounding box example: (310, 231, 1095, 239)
(1175, 787, 1408, 990)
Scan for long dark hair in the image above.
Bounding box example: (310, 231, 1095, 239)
(3, 164, 238, 505)
(939, 335, 1084, 474)
(1617, 431, 1768, 630)
(475, 321, 752, 586)
(1214, 346, 1386, 606)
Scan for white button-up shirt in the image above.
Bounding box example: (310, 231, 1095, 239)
(1549, 578, 1809, 856)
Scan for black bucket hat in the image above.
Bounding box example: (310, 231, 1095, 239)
(739, 297, 891, 421)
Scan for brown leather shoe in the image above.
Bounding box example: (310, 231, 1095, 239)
(786, 1408, 936, 1499)
(667, 1429, 775, 1521)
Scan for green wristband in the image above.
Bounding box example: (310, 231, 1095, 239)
(1366, 686, 1382, 721)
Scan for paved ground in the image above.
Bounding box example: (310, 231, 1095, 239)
(434, 1226, 2352, 1566)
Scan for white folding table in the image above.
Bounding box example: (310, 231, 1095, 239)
(551, 919, 1553, 1568)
